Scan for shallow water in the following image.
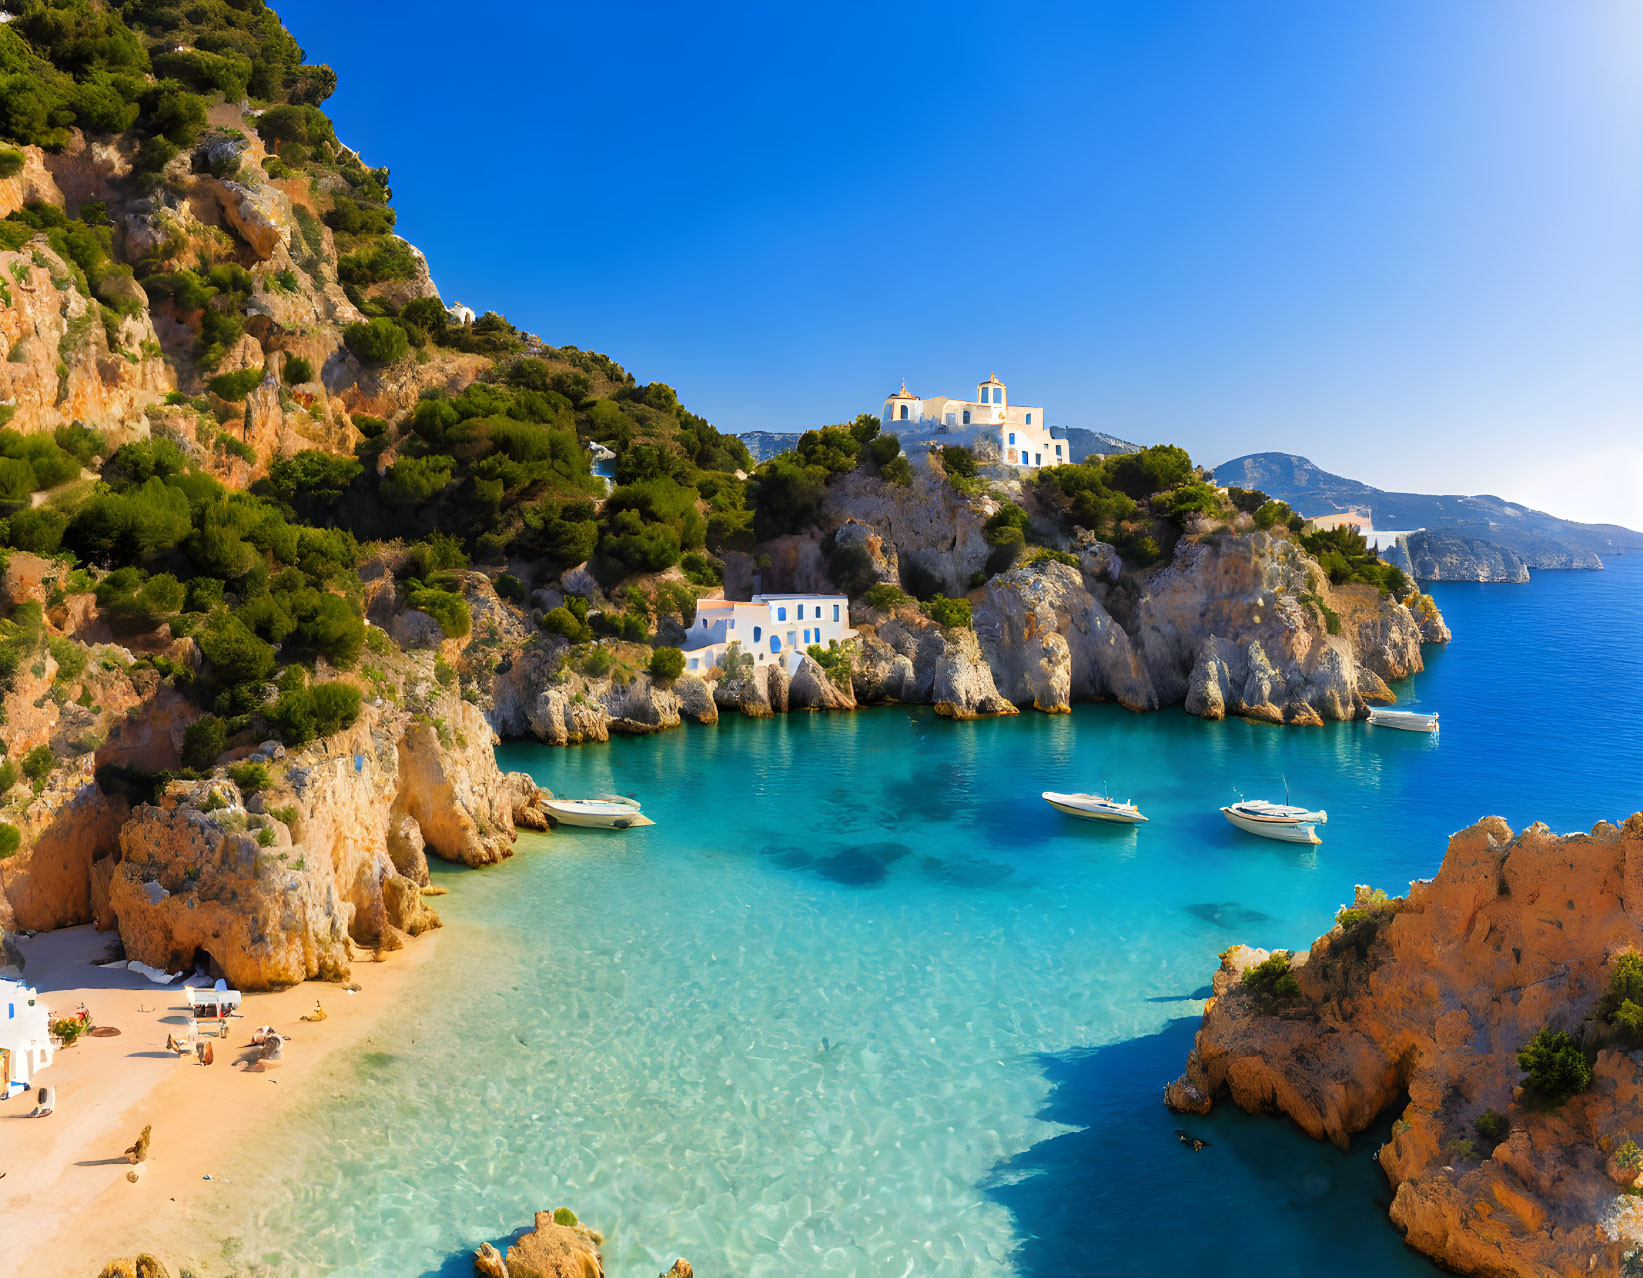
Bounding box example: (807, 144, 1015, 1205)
(233, 559, 1643, 1276)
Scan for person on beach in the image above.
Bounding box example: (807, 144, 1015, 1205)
(200, 1040, 214, 1066)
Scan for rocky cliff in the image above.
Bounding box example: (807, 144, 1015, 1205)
(1166, 814, 1643, 1277)
(99, 681, 543, 990)
(1399, 531, 1533, 583)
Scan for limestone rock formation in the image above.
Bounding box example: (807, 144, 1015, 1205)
(1166, 814, 1643, 1277)
(852, 616, 1016, 719)
(787, 653, 857, 711)
(974, 561, 1154, 713)
(1403, 531, 1533, 583)
(105, 686, 541, 989)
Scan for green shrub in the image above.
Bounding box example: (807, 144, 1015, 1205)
(20, 744, 54, 781)
(0, 821, 18, 858)
(864, 583, 911, 613)
(920, 595, 972, 629)
(542, 605, 591, 645)
(198, 613, 277, 688)
(181, 715, 227, 770)
(344, 318, 409, 366)
(1242, 951, 1303, 1003)
(227, 761, 271, 793)
(0, 760, 16, 793)
(207, 367, 264, 401)
(493, 572, 526, 604)
(880, 455, 914, 487)
(406, 587, 470, 639)
(1602, 951, 1643, 1044)
(47, 635, 86, 681)
(648, 646, 685, 682)
(581, 647, 613, 678)
(1253, 499, 1294, 531)
(680, 551, 721, 586)
(6, 506, 66, 553)
(1516, 1028, 1592, 1105)
(1474, 1109, 1510, 1147)
(869, 433, 901, 466)
(552, 1208, 578, 1228)
(282, 355, 314, 385)
(256, 824, 275, 846)
(267, 679, 362, 745)
(0, 150, 24, 180)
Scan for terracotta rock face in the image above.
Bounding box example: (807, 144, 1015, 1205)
(504, 1210, 604, 1278)
(1167, 813, 1643, 1277)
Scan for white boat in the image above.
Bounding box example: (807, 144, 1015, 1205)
(1042, 791, 1148, 824)
(542, 796, 655, 830)
(1221, 798, 1328, 845)
(1367, 708, 1439, 734)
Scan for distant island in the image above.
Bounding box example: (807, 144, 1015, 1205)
(1214, 452, 1643, 581)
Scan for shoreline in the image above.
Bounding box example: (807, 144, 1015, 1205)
(0, 922, 439, 1275)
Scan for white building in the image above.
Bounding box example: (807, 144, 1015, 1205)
(881, 374, 1071, 469)
(1, 978, 54, 1097)
(447, 302, 476, 325)
(682, 593, 854, 675)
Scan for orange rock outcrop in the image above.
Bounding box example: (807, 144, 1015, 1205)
(1168, 814, 1643, 1277)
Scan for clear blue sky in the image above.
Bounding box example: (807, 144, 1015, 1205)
(276, 0, 1643, 529)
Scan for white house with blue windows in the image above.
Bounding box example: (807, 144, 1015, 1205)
(1, 977, 54, 1096)
(880, 373, 1071, 469)
(682, 593, 854, 675)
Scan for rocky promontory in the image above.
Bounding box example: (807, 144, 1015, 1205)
(1398, 531, 1533, 584)
(1166, 814, 1643, 1277)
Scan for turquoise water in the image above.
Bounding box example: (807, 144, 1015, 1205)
(235, 559, 1643, 1276)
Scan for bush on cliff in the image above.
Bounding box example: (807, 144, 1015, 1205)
(1599, 951, 1643, 1045)
(1474, 1109, 1510, 1148)
(921, 595, 972, 629)
(0, 821, 19, 859)
(344, 318, 409, 366)
(207, 367, 265, 401)
(647, 646, 685, 682)
(1516, 1028, 1592, 1106)
(181, 715, 226, 770)
(1242, 951, 1303, 1006)
(405, 587, 471, 640)
(267, 679, 362, 746)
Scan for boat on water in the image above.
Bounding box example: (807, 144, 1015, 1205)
(1042, 791, 1148, 824)
(1221, 798, 1328, 845)
(1367, 707, 1440, 734)
(541, 795, 655, 830)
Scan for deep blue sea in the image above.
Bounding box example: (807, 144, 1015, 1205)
(234, 559, 1643, 1276)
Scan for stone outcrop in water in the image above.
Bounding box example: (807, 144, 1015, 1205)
(472, 1209, 605, 1278)
(851, 614, 1015, 719)
(1401, 531, 1533, 583)
(1165, 813, 1643, 1277)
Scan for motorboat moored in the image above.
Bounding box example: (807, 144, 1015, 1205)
(1220, 798, 1327, 845)
(541, 796, 655, 830)
(1367, 708, 1439, 734)
(1042, 791, 1148, 824)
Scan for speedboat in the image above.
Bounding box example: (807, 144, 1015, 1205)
(1042, 791, 1148, 824)
(1221, 798, 1327, 845)
(541, 796, 655, 830)
(1367, 708, 1439, 734)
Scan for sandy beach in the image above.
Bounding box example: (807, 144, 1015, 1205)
(0, 923, 438, 1276)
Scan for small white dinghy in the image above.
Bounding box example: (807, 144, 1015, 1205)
(1042, 791, 1148, 824)
(1221, 798, 1328, 845)
(1367, 708, 1439, 734)
(542, 795, 655, 830)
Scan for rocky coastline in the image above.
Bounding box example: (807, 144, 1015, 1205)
(1166, 814, 1643, 1277)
